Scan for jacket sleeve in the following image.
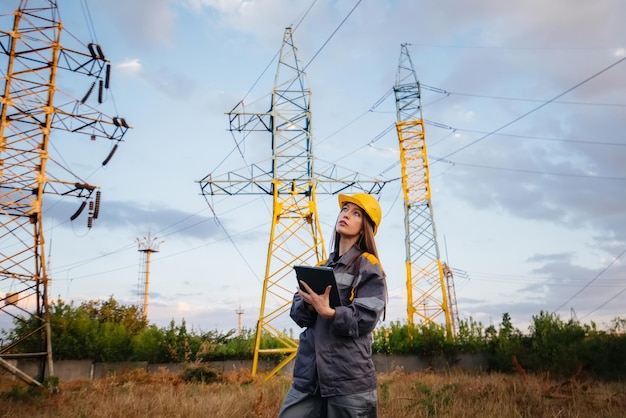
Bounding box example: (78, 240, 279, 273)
(331, 258, 386, 338)
(290, 292, 317, 328)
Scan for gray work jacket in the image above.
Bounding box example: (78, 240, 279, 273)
(290, 245, 387, 397)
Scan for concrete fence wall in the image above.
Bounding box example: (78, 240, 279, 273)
(5, 352, 489, 382)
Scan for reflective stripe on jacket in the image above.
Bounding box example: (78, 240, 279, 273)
(290, 245, 387, 397)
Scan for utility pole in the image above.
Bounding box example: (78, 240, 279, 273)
(199, 27, 388, 379)
(136, 234, 163, 322)
(393, 44, 458, 336)
(0, 1, 130, 385)
(236, 306, 244, 336)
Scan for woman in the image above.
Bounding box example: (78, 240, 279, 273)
(278, 193, 387, 418)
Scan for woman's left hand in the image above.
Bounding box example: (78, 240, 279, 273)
(298, 281, 336, 320)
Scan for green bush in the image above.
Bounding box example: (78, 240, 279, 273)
(455, 317, 488, 353)
(372, 321, 424, 355)
(373, 320, 469, 357)
(202, 328, 254, 361)
(523, 311, 586, 376)
(92, 321, 134, 362)
(581, 327, 626, 379)
(132, 326, 169, 363)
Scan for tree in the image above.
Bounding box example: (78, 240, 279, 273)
(487, 312, 524, 372)
(81, 296, 146, 334)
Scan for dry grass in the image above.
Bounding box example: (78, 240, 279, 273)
(1, 367, 625, 418)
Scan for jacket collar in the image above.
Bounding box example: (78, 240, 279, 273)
(329, 245, 362, 267)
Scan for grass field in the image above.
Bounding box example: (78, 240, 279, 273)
(1, 367, 625, 417)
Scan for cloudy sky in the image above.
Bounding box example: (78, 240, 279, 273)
(1, 0, 624, 335)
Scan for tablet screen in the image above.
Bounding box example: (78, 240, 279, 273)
(294, 265, 341, 308)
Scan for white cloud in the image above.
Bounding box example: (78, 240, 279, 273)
(117, 59, 142, 74)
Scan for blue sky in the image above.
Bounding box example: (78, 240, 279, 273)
(1, 0, 625, 334)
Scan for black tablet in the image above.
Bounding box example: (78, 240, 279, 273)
(294, 265, 341, 308)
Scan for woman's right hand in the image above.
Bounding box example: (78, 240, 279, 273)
(298, 281, 336, 319)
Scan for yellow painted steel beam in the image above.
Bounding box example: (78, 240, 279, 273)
(396, 117, 453, 336)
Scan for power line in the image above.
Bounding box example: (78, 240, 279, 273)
(432, 159, 626, 181)
(553, 248, 626, 312)
(292, 0, 317, 31)
(580, 287, 626, 320)
(51, 204, 214, 272)
(79, 0, 98, 43)
(317, 87, 394, 150)
(239, 0, 361, 106)
(303, 0, 362, 70)
(238, 0, 318, 104)
(424, 122, 626, 147)
(422, 84, 626, 108)
(52, 210, 269, 283)
(49, 197, 226, 275)
(441, 56, 626, 160)
(408, 43, 621, 51)
(202, 198, 263, 285)
(458, 271, 622, 286)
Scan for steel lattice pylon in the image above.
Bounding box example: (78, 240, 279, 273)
(0, 0, 129, 385)
(199, 27, 388, 379)
(394, 44, 458, 336)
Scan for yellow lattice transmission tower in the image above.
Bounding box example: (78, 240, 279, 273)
(0, 1, 130, 385)
(199, 27, 388, 379)
(393, 44, 459, 336)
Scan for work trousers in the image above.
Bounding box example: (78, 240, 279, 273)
(278, 386, 378, 418)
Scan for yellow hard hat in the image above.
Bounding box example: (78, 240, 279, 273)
(338, 193, 382, 235)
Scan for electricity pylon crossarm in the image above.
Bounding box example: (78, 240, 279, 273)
(199, 27, 389, 379)
(0, 1, 130, 385)
(393, 44, 458, 336)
